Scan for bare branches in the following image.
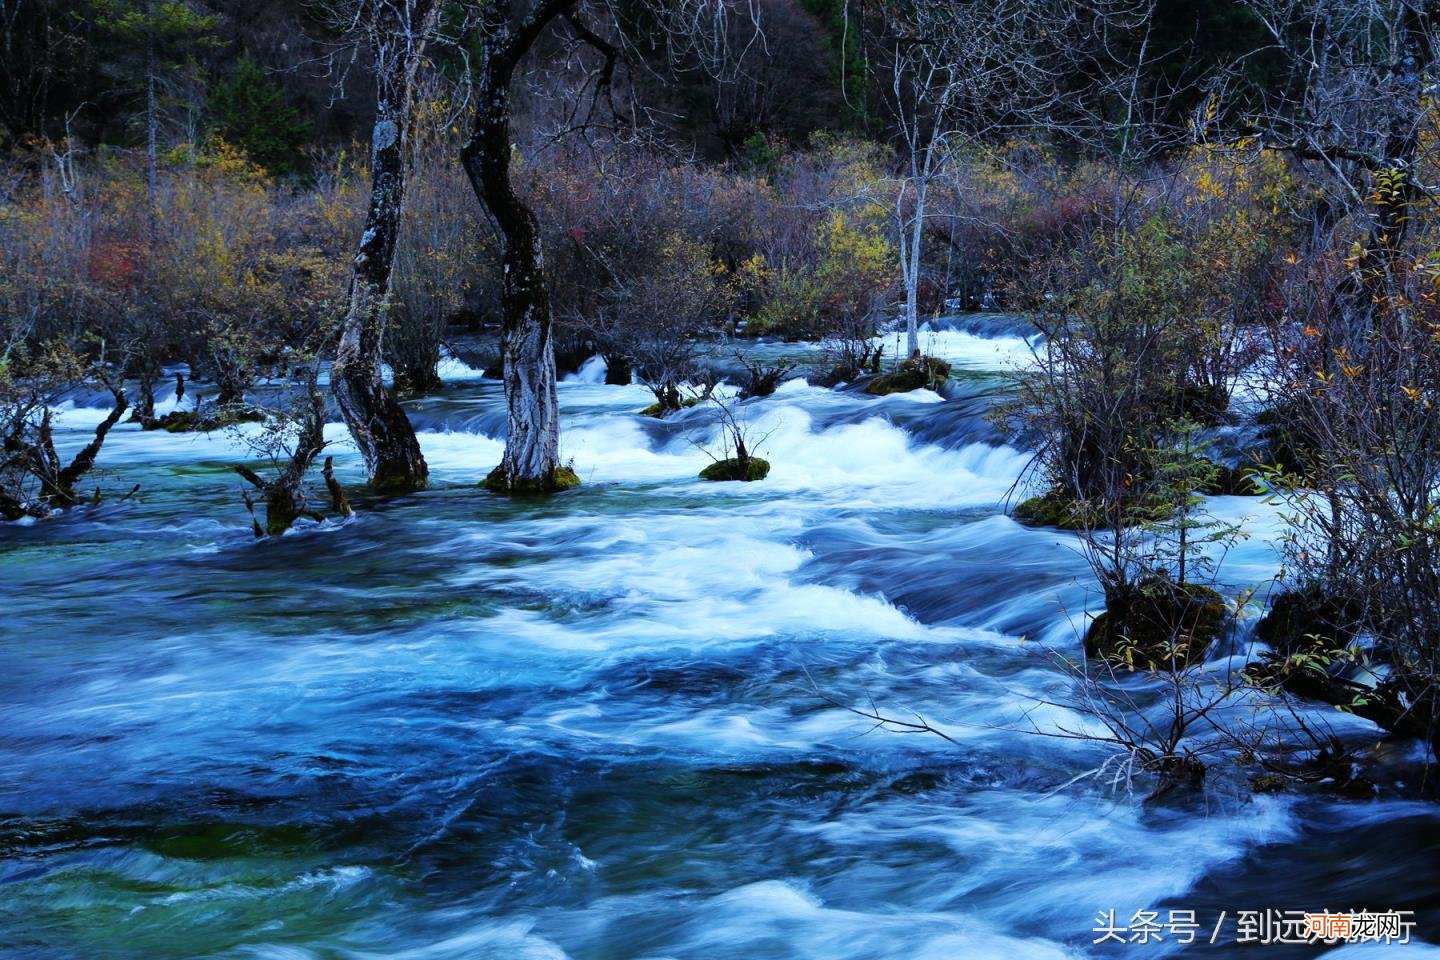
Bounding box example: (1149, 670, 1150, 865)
(231, 365, 344, 538)
(1, 343, 129, 520)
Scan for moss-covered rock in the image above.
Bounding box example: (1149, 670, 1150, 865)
(1253, 586, 1358, 655)
(483, 465, 582, 495)
(1085, 577, 1227, 671)
(1013, 491, 1087, 529)
(699, 456, 770, 482)
(1243, 588, 1440, 743)
(1250, 773, 1289, 794)
(863, 354, 952, 396)
(1012, 488, 1176, 530)
(1170, 382, 1230, 426)
(150, 406, 265, 433)
(639, 395, 703, 418)
(1244, 586, 1366, 703)
(1255, 403, 1325, 480)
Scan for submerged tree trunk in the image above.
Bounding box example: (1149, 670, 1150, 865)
(331, 0, 437, 494)
(132, 363, 158, 425)
(461, 0, 579, 494)
(2, 383, 128, 519)
(236, 377, 335, 536)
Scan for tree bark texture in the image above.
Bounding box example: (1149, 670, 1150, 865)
(462, 0, 579, 494)
(332, 0, 439, 494)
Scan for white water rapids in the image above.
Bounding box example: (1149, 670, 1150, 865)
(3, 318, 1438, 958)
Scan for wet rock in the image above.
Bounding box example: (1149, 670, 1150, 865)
(1013, 490, 1086, 529)
(1255, 403, 1324, 479)
(1084, 576, 1228, 670)
(484, 465, 582, 494)
(1250, 772, 1289, 794)
(1170, 382, 1231, 427)
(149, 406, 266, 433)
(1242, 587, 1438, 742)
(639, 396, 702, 418)
(1253, 586, 1359, 655)
(863, 354, 952, 396)
(1012, 488, 1175, 530)
(699, 457, 770, 482)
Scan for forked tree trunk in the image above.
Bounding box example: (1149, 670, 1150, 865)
(2, 384, 128, 519)
(236, 376, 338, 537)
(332, 0, 437, 494)
(461, 0, 579, 494)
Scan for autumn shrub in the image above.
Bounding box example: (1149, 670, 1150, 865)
(577, 233, 736, 415)
(145, 138, 352, 408)
(741, 137, 897, 341)
(0, 142, 108, 347)
(1251, 236, 1440, 753)
(746, 207, 894, 341)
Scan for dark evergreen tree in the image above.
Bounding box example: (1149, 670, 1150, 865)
(209, 56, 310, 175)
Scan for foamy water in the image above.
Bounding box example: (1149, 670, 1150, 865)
(4, 317, 1437, 958)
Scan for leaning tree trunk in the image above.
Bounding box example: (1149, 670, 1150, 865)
(331, 0, 437, 494)
(461, 0, 579, 494)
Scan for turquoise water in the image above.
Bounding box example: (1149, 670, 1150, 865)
(3, 323, 1438, 958)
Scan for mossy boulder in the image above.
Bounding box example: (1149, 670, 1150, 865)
(1013, 490, 1087, 529)
(1253, 586, 1359, 656)
(1013, 488, 1176, 530)
(699, 456, 770, 482)
(483, 465, 582, 495)
(1255, 404, 1325, 480)
(149, 406, 266, 433)
(1250, 772, 1289, 794)
(1244, 586, 1363, 698)
(639, 395, 703, 418)
(1085, 577, 1227, 671)
(863, 354, 952, 396)
(1244, 587, 1440, 744)
(1170, 382, 1230, 426)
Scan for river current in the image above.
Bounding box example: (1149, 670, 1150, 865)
(3, 318, 1439, 958)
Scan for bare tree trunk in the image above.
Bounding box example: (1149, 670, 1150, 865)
(332, 0, 438, 494)
(892, 56, 939, 362)
(144, 0, 159, 246)
(902, 180, 926, 358)
(461, 0, 579, 494)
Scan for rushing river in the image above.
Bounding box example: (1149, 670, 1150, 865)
(3, 318, 1439, 958)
